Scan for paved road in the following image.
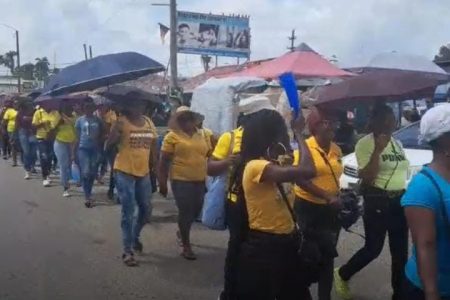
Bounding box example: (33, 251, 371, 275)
(0, 159, 399, 300)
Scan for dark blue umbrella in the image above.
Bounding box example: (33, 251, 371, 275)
(41, 52, 165, 96)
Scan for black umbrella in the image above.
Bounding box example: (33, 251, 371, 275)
(96, 85, 163, 103)
(41, 52, 165, 96)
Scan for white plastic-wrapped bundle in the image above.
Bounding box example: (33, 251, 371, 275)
(190, 77, 267, 135)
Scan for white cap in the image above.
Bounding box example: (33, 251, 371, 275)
(238, 94, 275, 115)
(420, 103, 450, 143)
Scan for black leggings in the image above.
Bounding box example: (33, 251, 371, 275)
(339, 187, 408, 299)
(236, 230, 312, 300)
(295, 199, 341, 300)
(403, 279, 450, 300)
(221, 198, 248, 300)
(171, 180, 205, 246)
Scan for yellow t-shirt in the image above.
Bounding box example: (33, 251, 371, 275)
(161, 129, 210, 181)
(293, 136, 343, 205)
(243, 159, 295, 235)
(114, 116, 158, 177)
(212, 127, 243, 160)
(104, 110, 117, 126)
(52, 112, 76, 143)
(32, 109, 53, 139)
(3, 108, 18, 133)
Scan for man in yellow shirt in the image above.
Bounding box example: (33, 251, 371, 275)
(2, 101, 19, 166)
(32, 105, 54, 187)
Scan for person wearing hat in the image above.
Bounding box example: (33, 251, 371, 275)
(158, 106, 212, 260)
(207, 94, 277, 300)
(106, 98, 158, 267)
(401, 104, 450, 300)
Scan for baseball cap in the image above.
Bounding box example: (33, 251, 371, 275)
(420, 103, 450, 143)
(238, 94, 275, 115)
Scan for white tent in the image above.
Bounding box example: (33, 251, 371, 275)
(190, 77, 267, 134)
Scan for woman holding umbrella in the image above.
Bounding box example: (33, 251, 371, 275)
(106, 98, 158, 267)
(334, 104, 410, 300)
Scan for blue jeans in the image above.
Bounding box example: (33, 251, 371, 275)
(78, 147, 100, 199)
(115, 171, 152, 254)
(54, 141, 72, 190)
(18, 129, 37, 172)
(38, 139, 52, 178)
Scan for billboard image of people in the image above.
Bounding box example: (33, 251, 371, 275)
(177, 11, 251, 58)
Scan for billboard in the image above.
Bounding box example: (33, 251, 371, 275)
(177, 11, 250, 58)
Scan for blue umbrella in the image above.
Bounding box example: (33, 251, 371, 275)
(41, 52, 165, 96)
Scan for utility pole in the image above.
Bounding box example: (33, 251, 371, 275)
(83, 44, 88, 61)
(89, 45, 93, 59)
(15, 30, 21, 93)
(287, 29, 296, 52)
(169, 0, 178, 88)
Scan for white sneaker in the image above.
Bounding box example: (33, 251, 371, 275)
(46, 177, 52, 184)
(63, 190, 71, 197)
(43, 179, 51, 187)
(24, 172, 30, 180)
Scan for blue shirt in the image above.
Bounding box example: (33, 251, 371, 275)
(401, 166, 450, 296)
(75, 116, 103, 150)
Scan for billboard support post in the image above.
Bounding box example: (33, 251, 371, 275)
(170, 0, 178, 88)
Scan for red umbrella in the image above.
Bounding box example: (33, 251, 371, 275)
(231, 43, 354, 79)
(304, 69, 449, 107)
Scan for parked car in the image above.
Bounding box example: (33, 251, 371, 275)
(340, 121, 433, 190)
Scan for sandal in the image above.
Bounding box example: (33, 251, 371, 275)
(181, 246, 197, 261)
(84, 200, 93, 208)
(122, 253, 138, 267)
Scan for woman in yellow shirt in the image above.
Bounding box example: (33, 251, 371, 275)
(106, 99, 158, 267)
(52, 102, 77, 197)
(293, 107, 343, 300)
(158, 106, 211, 260)
(232, 109, 316, 300)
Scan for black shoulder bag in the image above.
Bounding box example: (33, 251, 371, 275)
(316, 149, 362, 233)
(420, 169, 450, 235)
(277, 183, 322, 285)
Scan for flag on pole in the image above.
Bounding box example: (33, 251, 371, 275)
(158, 23, 170, 45)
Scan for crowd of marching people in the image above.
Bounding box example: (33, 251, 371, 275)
(0, 93, 449, 300)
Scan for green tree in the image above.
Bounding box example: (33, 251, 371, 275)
(34, 57, 50, 82)
(17, 63, 35, 80)
(0, 51, 18, 75)
(434, 44, 450, 62)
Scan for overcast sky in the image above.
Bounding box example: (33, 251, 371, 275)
(1, 0, 449, 76)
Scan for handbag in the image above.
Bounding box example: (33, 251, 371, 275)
(316, 149, 362, 231)
(201, 131, 235, 230)
(277, 183, 322, 285)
